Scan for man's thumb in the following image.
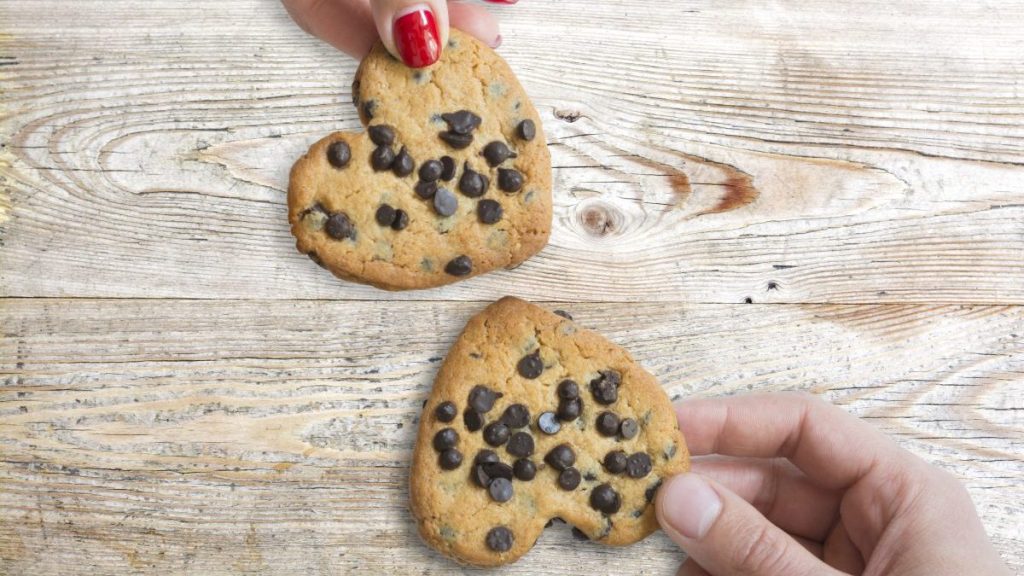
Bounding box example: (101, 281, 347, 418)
(656, 473, 842, 576)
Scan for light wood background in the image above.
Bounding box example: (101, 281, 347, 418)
(1, 0, 1022, 574)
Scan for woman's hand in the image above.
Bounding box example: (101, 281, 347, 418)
(282, 0, 513, 67)
(657, 393, 1011, 575)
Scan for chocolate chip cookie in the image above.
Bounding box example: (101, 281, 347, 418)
(288, 30, 552, 290)
(410, 297, 690, 566)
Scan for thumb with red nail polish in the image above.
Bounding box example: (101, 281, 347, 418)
(371, 1, 449, 68)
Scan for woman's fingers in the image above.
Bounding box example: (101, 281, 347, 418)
(284, 0, 503, 65)
(448, 1, 502, 48)
(677, 392, 908, 490)
(691, 456, 840, 542)
(370, 0, 448, 67)
(282, 0, 377, 58)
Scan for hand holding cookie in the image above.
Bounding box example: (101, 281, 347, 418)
(282, 0, 513, 67)
(658, 393, 1013, 576)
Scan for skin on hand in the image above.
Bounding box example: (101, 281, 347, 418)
(657, 392, 1013, 576)
(281, 0, 508, 66)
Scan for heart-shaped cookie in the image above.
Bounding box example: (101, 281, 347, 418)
(410, 297, 690, 566)
(288, 31, 552, 290)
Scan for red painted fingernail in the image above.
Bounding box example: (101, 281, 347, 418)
(393, 6, 440, 68)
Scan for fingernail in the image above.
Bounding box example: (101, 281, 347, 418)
(393, 5, 440, 68)
(490, 34, 503, 48)
(661, 474, 722, 540)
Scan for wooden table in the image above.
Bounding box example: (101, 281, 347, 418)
(2, 1, 1022, 573)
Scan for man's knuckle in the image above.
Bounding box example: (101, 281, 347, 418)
(732, 523, 789, 574)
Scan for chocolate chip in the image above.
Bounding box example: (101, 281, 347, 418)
(513, 459, 536, 481)
(484, 422, 510, 447)
(486, 526, 514, 552)
(517, 119, 536, 141)
(371, 145, 395, 171)
(432, 428, 458, 452)
(458, 164, 489, 198)
(517, 351, 543, 379)
(537, 412, 561, 435)
(375, 204, 397, 227)
(463, 409, 484, 432)
(391, 209, 409, 230)
(482, 461, 513, 481)
(506, 432, 534, 457)
(440, 156, 456, 181)
(556, 397, 582, 422)
(475, 450, 500, 466)
(441, 110, 482, 135)
(497, 168, 524, 193)
(590, 370, 621, 405)
(445, 255, 473, 276)
(439, 130, 473, 149)
(627, 453, 652, 478)
(477, 199, 503, 224)
(619, 418, 639, 440)
(584, 471, 598, 482)
(418, 159, 443, 182)
(325, 213, 355, 240)
(483, 141, 516, 167)
(468, 385, 499, 413)
(368, 124, 395, 146)
(434, 401, 457, 422)
(596, 411, 620, 437)
(488, 477, 513, 503)
(554, 310, 573, 321)
(501, 404, 530, 429)
(473, 464, 492, 488)
(557, 379, 579, 399)
(433, 187, 458, 217)
(392, 146, 414, 177)
(545, 444, 575, 471)
(439, 449, 463, 470)
(326, 140, 351, 168)
(414, 180, 438, 199)
(590, 484, 621, 514)
(558, 467, 581, 490)
(604, 450, 627, 474)
(645, 479, 664, 503)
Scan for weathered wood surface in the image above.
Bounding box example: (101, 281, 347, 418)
(1, 0, 1023, 302)
(1, 300, 1022, 574)
(1, 0, 1022, 574)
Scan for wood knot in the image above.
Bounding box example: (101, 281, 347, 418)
(554, 108, 583, 123)
(578, 200, 625, 237)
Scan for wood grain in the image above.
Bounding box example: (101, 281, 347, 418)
(1, 0, 1022, 573)
(1, 0, 1023, 302)
(1, 300, 1022, 574)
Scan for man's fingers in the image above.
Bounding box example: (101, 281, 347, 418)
(657, 473, 845, 576)
(448, 1, 501, 48)
(677, 392, 906, 489)
(824, 522, 866, 574)
(691, 456, 840, 541)
(282, 0, 377, 58)
(676, 558, 711, 576)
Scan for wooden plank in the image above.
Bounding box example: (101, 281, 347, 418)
(1, 299, 1021, 573)
(1, 0, 1023, 302)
